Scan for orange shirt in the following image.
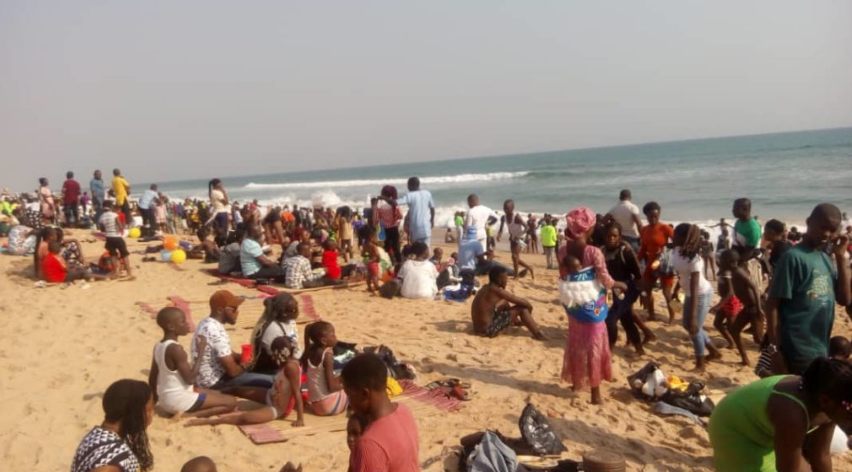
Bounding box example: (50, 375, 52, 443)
(639, 223, 674, 262)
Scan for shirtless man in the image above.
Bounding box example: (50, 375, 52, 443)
(471, 266, 544, 340)
(497, 199, 534, 280)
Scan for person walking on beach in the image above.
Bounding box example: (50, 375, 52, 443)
(381, 177, 434, 249)
(765, 203, 851, 375)
(112, 169, 132, 225)
(464, 194, 497, 249)
(61, 171, 81, 227)
(90, 170, 106, 224)
(498, 199, 534, 280)
(638, 201, 676, 323)
(374, 186, 403, 264)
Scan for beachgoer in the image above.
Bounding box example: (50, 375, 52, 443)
(559, 206, 624, 404)
(763, 219, 792, 277)
(100, 202, 134, 279)
(138, 184, 159, 233)
(700, 230, 716, 281)
(241, 225, 287, 282)
(454, 211, 464, 244)
(361, 226, 382, 292)
(382, 177, 434, 248)
(732, 198, 762, 254)
(444, 228, 455, 243)
(766, 203, 851, 375)
(602, 221, 655, 355)
(471, 265, 544, 340)
(711, 249, 764, 366)
(208, 178, 230, 233)
(111, 169, 132, 226)
(90, 170, 106, 224)
(38, 177, 55, 224)
(717, 227, 731, 252)
(347, 414, 372, 452)
(343, 353, 421, 472)
(42, 241, 105, 283)
(606, 189, 643, 252)
(336, 209, 354, 262)
(637, 201, 676, 323)
(192, 291, 274, 390)
(304, 321, 348, 416)
(70, 379, 154, 472)
(709, 357, 852, 472)
(283, 242, 325, 289)
(186, 336, 305, 427)
(540, 217, 558, 269)
(397, 242, 439, 299)
(149, 307, 237, 418)
(498, 199, 534, 280)
(526, 213, 539, 255)
(247, 293, 302, 378)
(671, 223, 723, 370)
(465, 194, 498, 249)
(62, 171, 81, 227)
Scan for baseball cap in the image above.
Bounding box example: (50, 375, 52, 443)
(209, 290, 244, 312)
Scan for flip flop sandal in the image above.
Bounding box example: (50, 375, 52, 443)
(447, 378, 472, 389)
(449, 384, 471, 401)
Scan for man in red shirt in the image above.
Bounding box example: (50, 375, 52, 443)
(343, 354, 420, 472)
(62, 171, 81, 227)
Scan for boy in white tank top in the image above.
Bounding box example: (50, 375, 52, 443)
(149, 307, 237, 419)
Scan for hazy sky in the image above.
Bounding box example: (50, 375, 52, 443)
(2, 1, 851, 189)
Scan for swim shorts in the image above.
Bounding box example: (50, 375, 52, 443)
(483, 306, 513, 338)
(105, 236, 129, 258)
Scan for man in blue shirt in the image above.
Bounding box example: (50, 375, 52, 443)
(138, 184, 160, 231)
(458, 227, 515, 276)
(90, 170, 106, 223)
(386, 177, 435, 248)
(240, 226, 286, 281)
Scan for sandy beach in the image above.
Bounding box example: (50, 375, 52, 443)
(2, 229, 851, 472)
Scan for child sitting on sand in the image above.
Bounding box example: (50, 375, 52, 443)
(304, 322, 348, 416)
(429, 247, 444, 268)
(186, 336, 305, 427)
(710, 249, 764, 366)
(149, 307, 237, 418)
(42, 241, 106, 283)
(322, 239, 344, 281)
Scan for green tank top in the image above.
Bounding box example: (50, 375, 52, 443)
(709, 375, 811, 472)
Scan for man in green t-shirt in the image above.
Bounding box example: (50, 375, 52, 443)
(732, 198, 762, 252)
(767, 203, 851, 375)
(540, 217, 558, 269)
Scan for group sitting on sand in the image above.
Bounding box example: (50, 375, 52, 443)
(9, 172, 851, 472)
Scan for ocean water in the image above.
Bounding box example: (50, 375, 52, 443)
(152, 127, 852, 228)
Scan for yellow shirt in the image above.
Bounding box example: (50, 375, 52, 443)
(112, 176, 130, 204)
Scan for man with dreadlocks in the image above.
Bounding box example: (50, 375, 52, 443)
(247, 293, 302, 376)
(71, 379, 155, 472)
(671, 223, 723, 370)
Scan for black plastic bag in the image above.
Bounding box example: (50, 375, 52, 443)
(518, 403, 566, 455)
(661, 383, 715, 417)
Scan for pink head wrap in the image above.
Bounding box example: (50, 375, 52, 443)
(565, 206, 597, 238)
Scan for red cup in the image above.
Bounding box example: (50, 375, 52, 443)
(241, 344, 253, 365)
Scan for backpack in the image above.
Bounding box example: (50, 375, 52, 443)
(518, 403, 566, 455)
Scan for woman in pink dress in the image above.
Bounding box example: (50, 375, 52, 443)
(559, 206, 626, 405)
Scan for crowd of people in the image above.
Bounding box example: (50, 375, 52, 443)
(4, 169, 852, 472)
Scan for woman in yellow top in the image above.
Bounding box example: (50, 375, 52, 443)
(709, 357, 852, 472)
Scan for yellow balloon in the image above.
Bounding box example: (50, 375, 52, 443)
(128, 227, 141, 238)
(164, 236, 179, 251)
(170, 249, 187, 264)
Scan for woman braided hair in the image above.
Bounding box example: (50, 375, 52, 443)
(247, 292, 298, 372)
(103, 379, 154, 471)
(674, 223, 702, 260)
